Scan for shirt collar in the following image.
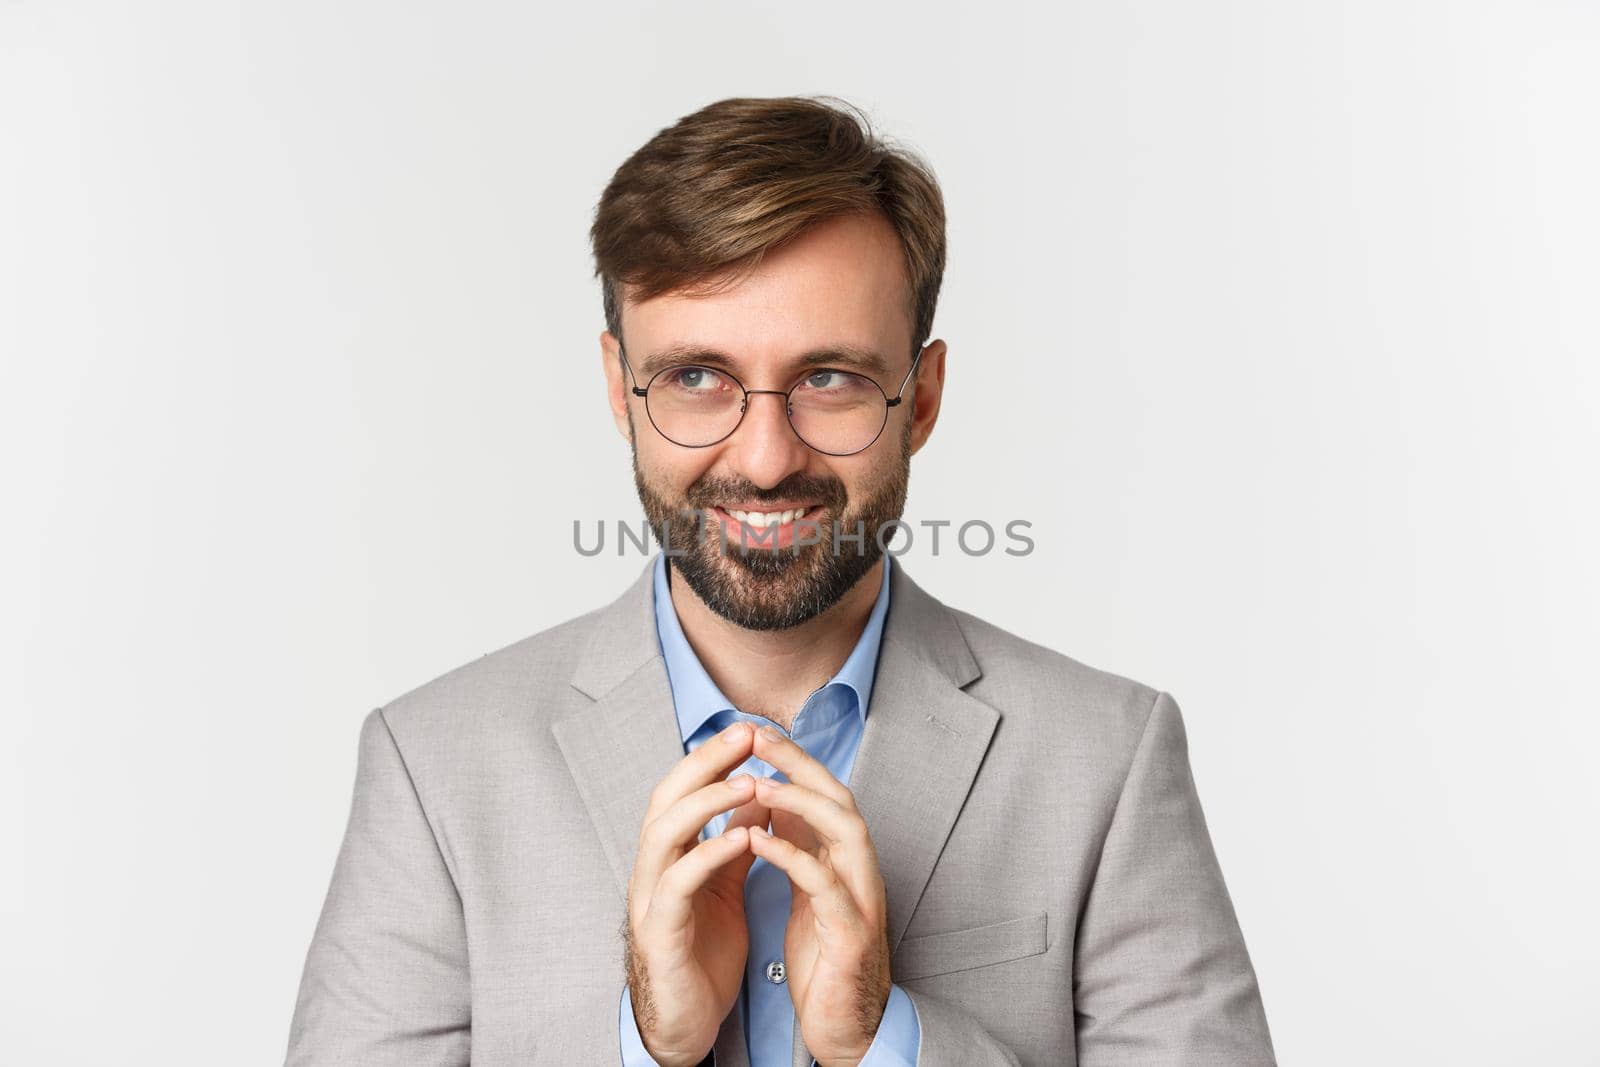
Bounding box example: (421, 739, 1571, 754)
(651, 552, 894, 743)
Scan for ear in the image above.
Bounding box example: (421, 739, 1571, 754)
(599, 330, 633, 444)
(907, 339, 947, 457)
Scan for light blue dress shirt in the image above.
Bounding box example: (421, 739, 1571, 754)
(620, 551, 921, 1067)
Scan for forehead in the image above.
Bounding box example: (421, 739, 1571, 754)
(621, 211, 913, 374)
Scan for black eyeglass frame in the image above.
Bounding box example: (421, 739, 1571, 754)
(618, 342, 926, 457)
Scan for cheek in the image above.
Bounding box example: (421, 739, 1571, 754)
(829, 458, 885, 506)
(636, 440, 718, 495)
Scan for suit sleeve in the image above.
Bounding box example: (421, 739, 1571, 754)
(894, 987, 1020, 1066)
(285, 708, 472, 1065)
(1073, 691, 1276, 1065)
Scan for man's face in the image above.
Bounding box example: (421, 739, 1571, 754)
(601, 210, 946, 631)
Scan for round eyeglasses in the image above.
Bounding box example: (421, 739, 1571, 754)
(619, 343, 925, 457)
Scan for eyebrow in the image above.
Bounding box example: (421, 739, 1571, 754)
(634, 343, 892, 382)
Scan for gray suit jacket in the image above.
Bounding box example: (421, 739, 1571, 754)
(286, 553, 1275, 1066)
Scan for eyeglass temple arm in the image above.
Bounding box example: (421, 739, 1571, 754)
(884, 344, 926, 408)
(618, 346, 650, 397)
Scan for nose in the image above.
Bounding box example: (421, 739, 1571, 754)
(724, 390, 812, 488)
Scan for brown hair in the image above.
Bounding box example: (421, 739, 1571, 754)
(589, 95, 947, 358)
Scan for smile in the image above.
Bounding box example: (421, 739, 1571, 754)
(714, 505, 823, 529)
(708, 505, 827, 549)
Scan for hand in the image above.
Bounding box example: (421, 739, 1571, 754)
(745, 725, 892, 1067)
(625, 720, 772, 1066)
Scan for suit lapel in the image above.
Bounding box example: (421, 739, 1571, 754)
(552, 553, 998, 1067)
(552, 556, 680, 906)
(851, 555, 996, 954)
(787, 559, 998, 1067)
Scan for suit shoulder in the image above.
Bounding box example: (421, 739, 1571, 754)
(373, 600, 607, 747)
(944, 603, 1164, 744)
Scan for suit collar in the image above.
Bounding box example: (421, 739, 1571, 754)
(567, 553, 661, 702)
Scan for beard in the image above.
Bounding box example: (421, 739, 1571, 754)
(630, 411, 913, 631)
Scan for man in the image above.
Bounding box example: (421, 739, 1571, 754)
(286, 96, 1275, 1066)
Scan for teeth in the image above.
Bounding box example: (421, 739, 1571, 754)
(727, 507, 809, 526)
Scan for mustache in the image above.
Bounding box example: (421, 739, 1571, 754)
(683, 476, 847, 511)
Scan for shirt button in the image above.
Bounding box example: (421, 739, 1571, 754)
(765, 959, 787, 984)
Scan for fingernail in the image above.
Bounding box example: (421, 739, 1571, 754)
(724, 722, 748, 743)
(759, 725, 783, 742)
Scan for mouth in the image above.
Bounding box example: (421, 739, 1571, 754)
(712, 504, 823, 527)
(708, 504, 828, 548)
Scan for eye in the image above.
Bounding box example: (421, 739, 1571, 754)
(659, 365, 733, 394)
(794, 369, 877, 403)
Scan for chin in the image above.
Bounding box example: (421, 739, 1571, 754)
(681, 544, 834, 630)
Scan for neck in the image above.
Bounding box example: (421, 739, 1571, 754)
(667, 557, 884, 734)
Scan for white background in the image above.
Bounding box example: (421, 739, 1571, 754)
(4, 2, 1597, 1063)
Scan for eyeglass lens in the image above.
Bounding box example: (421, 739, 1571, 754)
(645, 366, 889, 455)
